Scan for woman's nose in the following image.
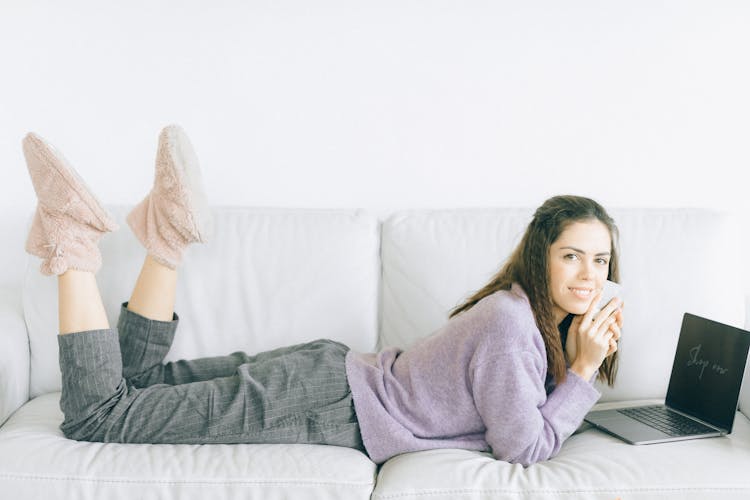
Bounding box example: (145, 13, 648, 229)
(579, 261, 595, 280)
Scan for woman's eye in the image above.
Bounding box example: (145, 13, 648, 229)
(564, 254, 579, 261)
(596, 258, 609, 265)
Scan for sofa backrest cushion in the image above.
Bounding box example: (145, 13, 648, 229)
(23, 206, 381, 398)
(380, 208, 746, 403)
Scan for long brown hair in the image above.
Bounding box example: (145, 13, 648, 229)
(448, 195, 620, 387)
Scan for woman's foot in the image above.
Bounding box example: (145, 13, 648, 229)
(23, 132, 119, 275)
(126, 124, 212, 269)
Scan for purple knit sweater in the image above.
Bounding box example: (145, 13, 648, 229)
(345, 283, 602, 466)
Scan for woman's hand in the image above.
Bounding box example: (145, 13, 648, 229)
(568, 290, 623, 380)
(605, 305, 624, 357)
(565, 300, 623, 361)
(565, 314, 582, 362)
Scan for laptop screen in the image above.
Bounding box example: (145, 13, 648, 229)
(665, 313, 750, 431)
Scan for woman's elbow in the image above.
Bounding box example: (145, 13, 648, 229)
(489, 429, 563, 466)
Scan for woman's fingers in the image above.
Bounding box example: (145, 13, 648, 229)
(604, 318, 617, 344)
(572, 289, 625, 368)
(579, 317, 615, 360)
(613, 307, 624, 328)
(592, 312, 616, 339)
(608, 322, 621, 341)
(581, 289, 603, 325)
(606, 337, 618, 356)
(591, 298, 621, 334)
(604, 321, 621, 357)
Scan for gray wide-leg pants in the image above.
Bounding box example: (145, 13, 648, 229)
(57, 303, 365, 452)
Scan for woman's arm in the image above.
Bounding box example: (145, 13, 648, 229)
(472, 351, 601, 466)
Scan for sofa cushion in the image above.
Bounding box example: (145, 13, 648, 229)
(380, 208, 746, 403)
(0, 393, 376, 500)
(23, 206, 381, 398)
(371, 400, 750, 500)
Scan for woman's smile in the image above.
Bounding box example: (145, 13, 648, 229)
(569, 287, 595, 300)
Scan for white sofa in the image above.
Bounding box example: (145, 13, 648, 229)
(1, 205, 749, 500)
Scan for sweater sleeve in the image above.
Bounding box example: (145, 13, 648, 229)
(472, 351, 601, 466)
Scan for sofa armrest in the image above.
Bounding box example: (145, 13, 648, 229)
(0, 287, 30, 426)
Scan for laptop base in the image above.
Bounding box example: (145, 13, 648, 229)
(585, 408, 725, 445)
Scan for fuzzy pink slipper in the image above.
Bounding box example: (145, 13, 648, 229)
(127, 125, 212, 269)
(23, 132, 119, 275)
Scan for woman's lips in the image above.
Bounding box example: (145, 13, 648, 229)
(569, 287, 594, 299)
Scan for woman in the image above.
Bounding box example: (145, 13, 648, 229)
(22, 126, 623, 467)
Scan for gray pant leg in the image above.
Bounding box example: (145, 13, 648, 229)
(118, 303, 253, 387)
(58, 329, 365, 451)
(118, 304, 329, 389)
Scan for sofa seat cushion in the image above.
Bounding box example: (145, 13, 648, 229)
(0, 393, 376, 500)
(371, 400, 750, 500)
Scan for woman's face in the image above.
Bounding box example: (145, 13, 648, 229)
(548, 219, 612, 325)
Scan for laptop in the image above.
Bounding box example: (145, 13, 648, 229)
(584, 312, 750, 444)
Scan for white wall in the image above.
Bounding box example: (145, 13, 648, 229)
(2, 1, 749, 289)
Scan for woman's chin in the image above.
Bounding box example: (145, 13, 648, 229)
(566, 305, 589, 316)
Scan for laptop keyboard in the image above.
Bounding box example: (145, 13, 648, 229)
(617, 405, 717, 437)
